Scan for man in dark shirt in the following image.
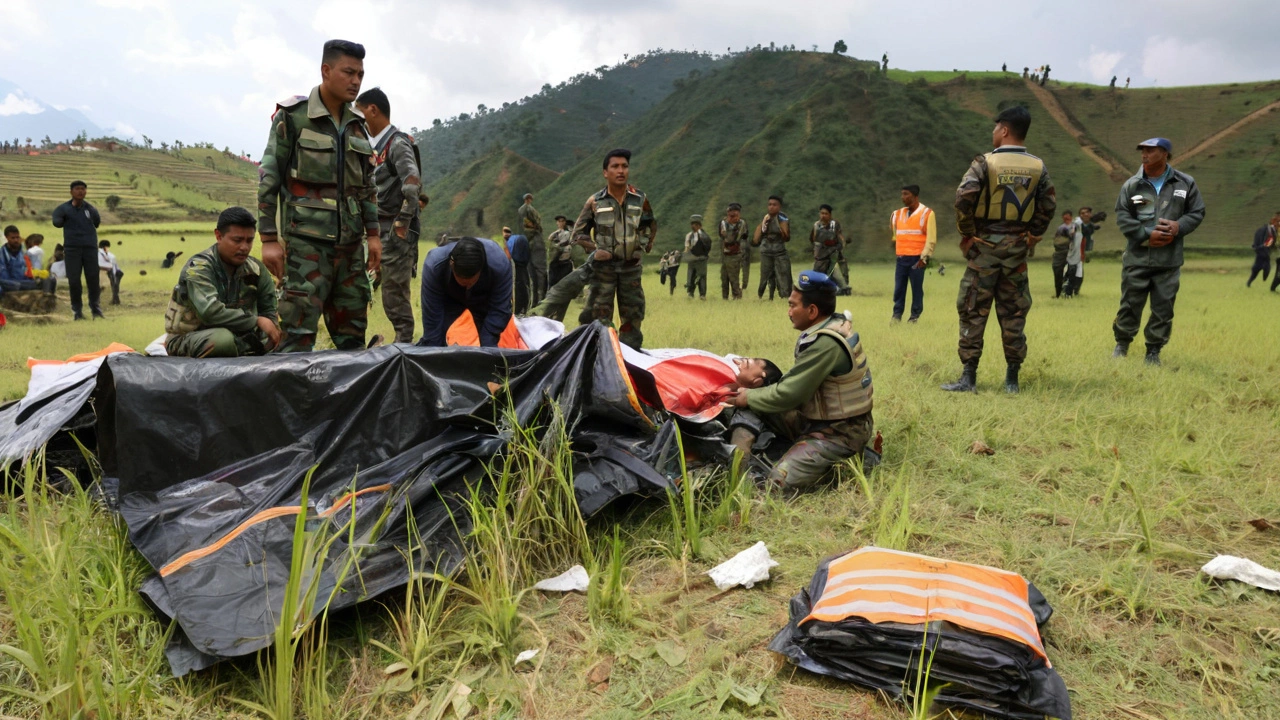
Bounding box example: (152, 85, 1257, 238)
(1248, 212, 1278, 288)
(51, 180, 104, 320)
(419, 237, 513, 347)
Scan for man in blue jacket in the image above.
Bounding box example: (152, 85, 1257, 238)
(51, 180, 104, 320)
(419, 237, 513, 347)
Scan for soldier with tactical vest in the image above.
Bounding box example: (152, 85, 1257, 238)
(810, 204, 849, 292)
(890, 185, 936, 322)
(753, 196, 791, 299)
(165, 207, 281, 358)
(730, 271, 875, 490)
(547, 214, 577, 288)
(683, 215, 711, 299)
(518, 193, 547, 305)
(570, 148, 656, 350)
(719, 202, 748, 299)
(257, 39, 381, 353)
(944, 105, 1056, 394)
(355, 87, 421, 344)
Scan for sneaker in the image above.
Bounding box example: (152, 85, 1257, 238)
(1112, 343, 1128, 359)
(907, 316, 919, 324)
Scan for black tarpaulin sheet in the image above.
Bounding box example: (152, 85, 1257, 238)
(769, 549, 1072, 720)
(99, 324, 677, 676)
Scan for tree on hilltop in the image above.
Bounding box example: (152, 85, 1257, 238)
(833, 40, 848, 54)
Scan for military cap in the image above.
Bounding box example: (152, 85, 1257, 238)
(797, 270, 838, 291)
(690, 214, 703, 223)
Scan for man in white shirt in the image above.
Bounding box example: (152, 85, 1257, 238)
(98, 240, 122, 305)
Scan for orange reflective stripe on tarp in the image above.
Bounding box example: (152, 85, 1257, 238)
(158, 484, 393, 577)
(27, 342, 136, 368)
(606, 327, 652, 426)
(445, 310, 527, 349)
(804, 546, 1048, 662)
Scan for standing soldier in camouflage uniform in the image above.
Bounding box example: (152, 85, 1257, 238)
(519, 193, 547, 305)
(753, 195, 791, 299)
(258, 39, 380, 352)
(572, 148, 656, 350)
(810, 204, 850, 292)
(547, 214, 576, 287)
(355, 87, 421, 344)
(719, 202, 747, 300)
(944, 106, 1055, 394)
(165, 208, 281, 358)
(683, 215, 711, 299)
(1111, 137, 1205, 365)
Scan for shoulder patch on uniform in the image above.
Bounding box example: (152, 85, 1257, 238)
(592, 188, 610, 201)
(276, 94, 307, 110)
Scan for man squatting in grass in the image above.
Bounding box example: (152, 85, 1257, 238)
(889, 185, 936, 322)
(356, 86, 422, 344)
(1111, 137, 1205, 365)
(164, 207, 282, 358)
(257, 39, 382, 352)
(753, 195, 791, 300)
(943, 105, 1056, 395)
(729, 271, 875, 491)
(1247, 211, 1278, 288)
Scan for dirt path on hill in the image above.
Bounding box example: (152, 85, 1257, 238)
(1179, 100, 1280, 163)
(1024, 80, 1129, 180)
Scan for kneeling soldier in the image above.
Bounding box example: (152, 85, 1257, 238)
(165, 207, 282, 357)
(730, 271, 874, 490)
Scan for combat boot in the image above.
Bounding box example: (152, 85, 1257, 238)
(941, 363, 978, 392)
(1003, 364, 1020, 394)
(1144, 348, 1161, 366)
(1112, 342, 1128, 359)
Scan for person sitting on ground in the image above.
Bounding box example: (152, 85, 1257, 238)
(1, 225, 57, 296)
(730, 271, 875, 490)
(164, 207, 281, 358)
(98, 239, 123, 305)
(24, 234, 45, 271)
(49, 244, 67, 281)
(419, 236, 513, 347)
(162, 250, 184, 269)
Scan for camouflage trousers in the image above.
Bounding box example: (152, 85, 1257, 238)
(590, 259, 645, 349)
(768, 410, 874, 490)
(378, 221, 417, 344)
(813, 254, 848, 289)
(758, 246, 792, 298)
(721, 254, 743, 299)
(166, 327, 269, 358)
(278, 235, 370, 352)
(685, 256, 708, 297)
(533, 261, 593, 325)
(955, 235, 1032, 366)
(528, 233, 547, 305)
(1113, 265, 1180, 350)
(741, 246, 752, 291)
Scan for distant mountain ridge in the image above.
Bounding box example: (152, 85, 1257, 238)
(0, 78, 106, 145)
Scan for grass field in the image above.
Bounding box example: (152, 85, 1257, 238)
(3, 225, 1280, 719)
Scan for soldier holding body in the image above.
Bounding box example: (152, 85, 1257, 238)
(753, 195, 791, 299)
(1111, 137, 1205, 365)
(257, 39, 380, 352)
(518, 193, 547, 305)
(571, 148, 656, 350)
(719, 203, 748, 300)
(355, 87, 421, 344)
(164, 208, 281, 358)
(944, 106, 1056, 394)
(683, 215, 711, 299)
(810, 204, 849, 292)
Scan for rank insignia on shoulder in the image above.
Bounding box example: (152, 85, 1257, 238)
(276, 94, 307, 110)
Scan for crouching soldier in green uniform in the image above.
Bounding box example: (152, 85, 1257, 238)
(1111, 137, 1205, 365)
(257, 39, 381, 353)
(165, 207, 281, 357)
(730, 271, 874, 490)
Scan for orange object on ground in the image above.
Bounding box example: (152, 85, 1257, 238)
(445, 311, 527, 349)
(645, 355, 737, 421)
(27, 342, 136, 368)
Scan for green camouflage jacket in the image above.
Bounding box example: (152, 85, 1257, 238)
(164, 245, 278, 336)
(572, 185, 656, 262)
(955, 146, 1056, 239)
(257, 86, 378, 244)
(518, 203, 543, 236)
(371, 125, 422, 231)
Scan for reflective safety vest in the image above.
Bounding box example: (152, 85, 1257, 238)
(974, 150, 1045, 225)
(796, 315, 873, 421)
(804, 546, 1050, 662)
(891, 205, 932, 256)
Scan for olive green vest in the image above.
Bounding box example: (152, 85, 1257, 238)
(280, 101, 374, 243)
(974, 150, 1045, 225)
(796, 318, 874, 421)
(591, 187, 649, 261)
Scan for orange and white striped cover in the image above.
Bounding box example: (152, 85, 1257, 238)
(804, 546, 1048, 662)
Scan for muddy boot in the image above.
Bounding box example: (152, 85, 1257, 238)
(941, 362, 977, 392)
(1144, 348, 1161, 366)
(1003, 364, 1020, 394)
(1112, 342, 1128, 359)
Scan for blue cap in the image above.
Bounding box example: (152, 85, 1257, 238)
(1136, 137, 1172, 153)
(796, 270, 838, 292)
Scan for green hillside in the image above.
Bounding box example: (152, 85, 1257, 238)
(421, 148, 560, 239)
(412, 50, 725, 181)
(0, 146, 257, 223)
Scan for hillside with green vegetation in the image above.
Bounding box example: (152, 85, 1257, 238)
(0, 146, 257, 223)
(412, 50, 725, 182)
(422, 148, 560, 239)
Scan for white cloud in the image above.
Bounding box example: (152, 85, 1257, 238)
(1140, 36, 1233, 86)
(1080, 47, 1124, 83)
(0, 92, 44, 116)
(113, 121, 140, 139)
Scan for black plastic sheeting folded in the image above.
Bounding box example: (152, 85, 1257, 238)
(769, 552, 1072, 720)
(93, 323, 678, 676)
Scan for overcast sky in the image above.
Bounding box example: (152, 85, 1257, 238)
(3, 0, 1279, 156)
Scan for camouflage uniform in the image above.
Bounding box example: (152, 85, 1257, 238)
(164, 245, 278, 357)
(518, 202, 546, 305)
(683, 224, 711, 298)
(718, 217, 747, 299)
(547, 227, 575, 287)
(953, 146, 1056, 368)
(755, 213, 792, 298)
(258, 86, 378, 352)
(810, 219, 848, 288)
(572, 185, 656, 350)
(532, 258, 593, 323)
(371, 125, 422, 343)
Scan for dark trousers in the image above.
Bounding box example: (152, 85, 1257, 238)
(104, 267, 122, 304)
(1052, 260, 1067, 297)
(1273, 258, 1280, 291)
(63, 245, 101, 315)
(513, 261, 530, 314)
(1113, 265, 1180, 351)
(1248, 252, 1271, 286)
(549, 259, 573, 288)
(1063, 263, 1083, 297)
(892, 255, 924, 319)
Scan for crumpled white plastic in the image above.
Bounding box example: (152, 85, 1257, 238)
(1201, 554, 1280, 592)
(532, 564, 589, 593)
(706, 541, 779, 591)
(514, 648, 540, 665)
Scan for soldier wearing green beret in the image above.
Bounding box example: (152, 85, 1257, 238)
(257, 39, 380, 353)
(165, 208, 281, 358)
(683, 214, 711, 299)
